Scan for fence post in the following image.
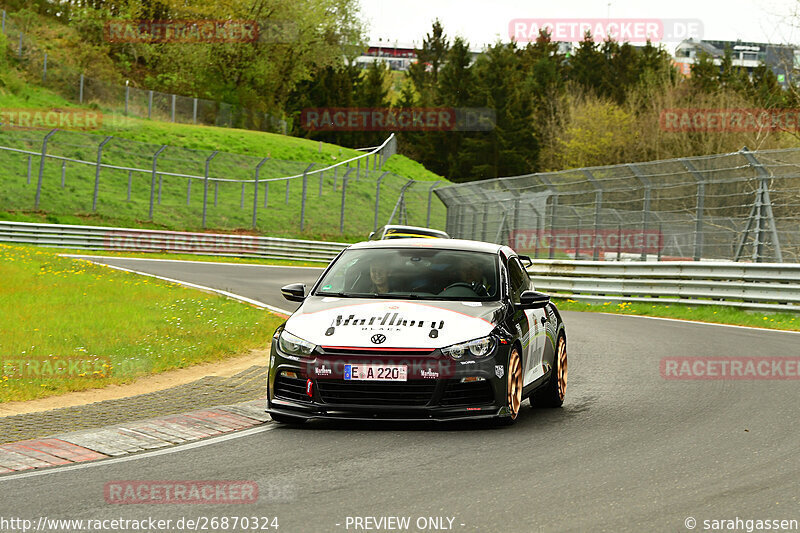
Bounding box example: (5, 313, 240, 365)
(285, 178, 290, 205)
(738, 149, 782, 262)
(581, 170, 604, 261)
(240, 182, 245, 208)
(253, 157, 269, 229)
(2, 10, 5, 33)
(186, 178, 192, 205)
(149, 145, 167, 220)
(333, 165, 338, 191)
(374, 172, 389, 231)
(33, 129, 58, 210)
(318, 169, 324, 197)
(148, 90, 153, 119)
(61, 160, 66, 188)
(537, 176, 558, 259)
(92, 136, 113, 212)
(356, 158, 360, 181)
(79, 74, 84, 104)
(193, 98, 198, 124)
(18, 32, 22, 58)
(202, 151, 219, 229)
(127, 170, 132, 201)
(42, 53, 47, 83)
(300, 163, 315, 231)
(124, 81, 129, 116)
(681, 160, 705, 261)
(26, 155, 31, 184)
(170, 94, 176, 122)
(340, 168, 354, 234)
(426, 180, 441, 228)
(628, 164, 651, 261)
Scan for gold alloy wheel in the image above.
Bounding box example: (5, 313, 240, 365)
(556, 336, 568, 402)
(507, 347, 523, 419)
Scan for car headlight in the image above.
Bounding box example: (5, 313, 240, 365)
(441, 335, 496, 360)
(278, 330, 316, 357)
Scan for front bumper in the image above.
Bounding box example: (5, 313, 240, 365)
(266, 343, 512, 422)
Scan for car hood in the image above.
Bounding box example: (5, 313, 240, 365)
(284, 297, 505, 349)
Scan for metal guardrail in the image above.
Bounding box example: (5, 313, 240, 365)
(2, 221, 797, 311)
(528, 260, 800, 312)
(0, 221, 347, 263)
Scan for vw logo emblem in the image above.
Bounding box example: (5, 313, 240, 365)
(371, 334, 387, 345)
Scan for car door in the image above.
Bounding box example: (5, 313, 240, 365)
(507, 256, 547, 386)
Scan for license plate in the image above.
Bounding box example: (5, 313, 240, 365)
(344, 364, 407, 381)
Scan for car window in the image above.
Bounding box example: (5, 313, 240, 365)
(507, 257, 529, 304)
(314, 248, 499, 301)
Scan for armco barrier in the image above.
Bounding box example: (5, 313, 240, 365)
(0, 221, 347, 263)
(1, 221, 798, 312)
(528, 260, 800, 312)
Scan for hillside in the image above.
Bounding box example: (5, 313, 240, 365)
(0, 84, 448, 241)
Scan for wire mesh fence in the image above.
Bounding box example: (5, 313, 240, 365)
(1, 10, 288, 133)
(436, 148, 800, 263)
(0, 128, 446, 238)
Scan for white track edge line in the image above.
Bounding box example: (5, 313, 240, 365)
(61, 254, 326, 270)
(80, 261, 294, 316)
(597, 312, 800, 335)
(0, 425, 276, 482)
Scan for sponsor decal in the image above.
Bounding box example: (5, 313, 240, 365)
(314, 365, 331, 376)
(370, 334, 387, 345)
(325, 312, 445, 339)
(307, 359, 455, 379)
(495, 365, 505, 379)
(420, 368, 439, 379)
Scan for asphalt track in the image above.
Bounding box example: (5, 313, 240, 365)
(1, 257, 799, 532)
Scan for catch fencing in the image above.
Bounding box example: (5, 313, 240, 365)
(0, 128, 447, 237)
(436, 147, 800, 263)
(2, 10, 287, 133)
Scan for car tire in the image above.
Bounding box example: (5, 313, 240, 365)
(269, 412, 306, 425)
(496, 345, 524, 426)
(532, 333, 567, 408)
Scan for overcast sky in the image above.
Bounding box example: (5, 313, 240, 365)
(358, 0, 800, 51)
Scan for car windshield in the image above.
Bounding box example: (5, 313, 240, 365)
(315, 248, 499, 301)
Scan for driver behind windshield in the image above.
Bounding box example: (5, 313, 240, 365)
(367, 257, 391, 294)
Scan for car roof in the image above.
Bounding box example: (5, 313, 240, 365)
(349, 238, 513, 255)
(379, 225, 449, 235)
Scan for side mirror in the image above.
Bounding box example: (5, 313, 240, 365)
(518, 255, 533, 267)
(281, 283, 307, 302)
(519, 290, 549, 309)
(368, 231, 375, 240)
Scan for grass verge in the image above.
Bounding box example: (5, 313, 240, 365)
(0, 85, 449, 239)
(0, 244, 284, 403)
(46, 247, 329, 268)
(553, 298, 800, 332)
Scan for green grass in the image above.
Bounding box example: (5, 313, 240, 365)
(0, 84, 449, 240)
(47, 246, 327, 268)
(553, 298, 800, 331)
(0, 244, 284, 402)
